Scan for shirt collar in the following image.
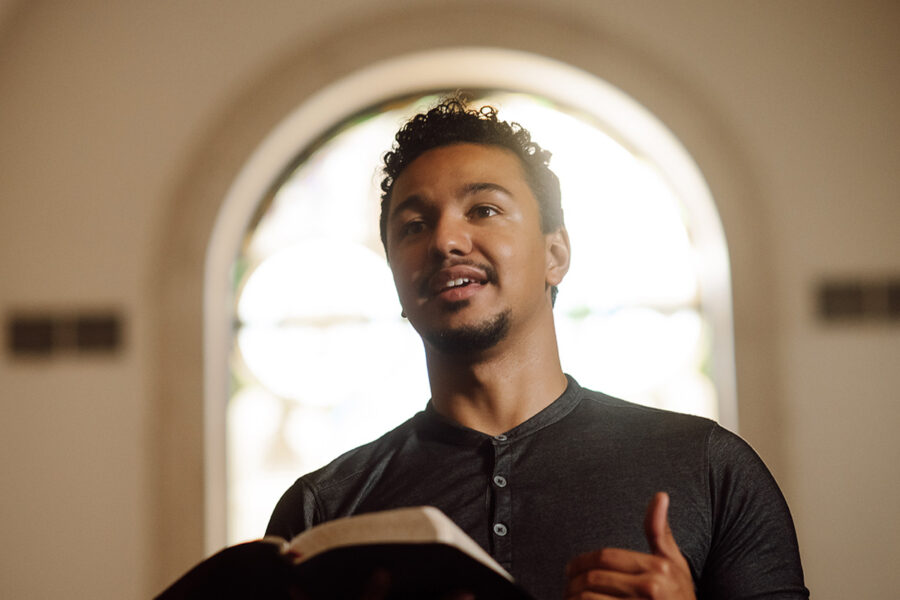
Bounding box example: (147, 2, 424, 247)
(416, 374, 584, 445)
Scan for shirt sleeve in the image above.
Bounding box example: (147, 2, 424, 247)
(698, 425, 809, 599)
(265, 477, 320, 540)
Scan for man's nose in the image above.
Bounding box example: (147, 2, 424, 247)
(430, 215, 472, 257)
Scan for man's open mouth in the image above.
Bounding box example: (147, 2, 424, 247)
(422, 263, 496, 299)
(441, 277, 485, 290)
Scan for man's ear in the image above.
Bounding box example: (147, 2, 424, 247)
(545, 227, 571, 287)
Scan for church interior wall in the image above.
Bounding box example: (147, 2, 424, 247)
(0, 2, 897, 598)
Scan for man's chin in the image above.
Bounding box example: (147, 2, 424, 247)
(422, 309, 511, 356)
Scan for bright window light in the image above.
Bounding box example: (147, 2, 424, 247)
(227, 91, 719, 543)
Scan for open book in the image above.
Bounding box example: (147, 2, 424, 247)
(156, 506, 534, 599)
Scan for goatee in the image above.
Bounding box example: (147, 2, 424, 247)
(424, 309, 511, 355)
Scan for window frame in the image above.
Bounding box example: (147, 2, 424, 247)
(204, 47, 736, 553)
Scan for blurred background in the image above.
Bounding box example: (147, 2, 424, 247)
(0, 2, 897, 598)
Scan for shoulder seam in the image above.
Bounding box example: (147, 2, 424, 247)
(301, 415, 423, 495)
(703, 423, 715, 559)
(297, 476, 324, 524)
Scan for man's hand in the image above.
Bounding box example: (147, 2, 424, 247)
(564, 492, 695, 599)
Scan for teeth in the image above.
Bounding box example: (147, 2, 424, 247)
(444, 278, 471, 289)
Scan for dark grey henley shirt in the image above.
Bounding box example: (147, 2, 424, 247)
(267, 376, 808, 600)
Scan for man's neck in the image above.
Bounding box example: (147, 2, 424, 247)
(424, 321, 568, 436)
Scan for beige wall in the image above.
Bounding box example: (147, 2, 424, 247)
(1, 2, 897, 598)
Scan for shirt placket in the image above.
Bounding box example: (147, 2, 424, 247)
(490, 433, 514, 570)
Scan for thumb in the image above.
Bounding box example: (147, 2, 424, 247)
(643, 491, 680, 559)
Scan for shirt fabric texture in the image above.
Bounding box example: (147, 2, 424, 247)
(267, 376, 808, 600)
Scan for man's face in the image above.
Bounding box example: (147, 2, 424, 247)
(385, 143, 565, 355)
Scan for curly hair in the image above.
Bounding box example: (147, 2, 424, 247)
(379, 96, 564, 253)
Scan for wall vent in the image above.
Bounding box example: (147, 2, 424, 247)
(817, 278, 900, 322)
(6, 311, 123, 356)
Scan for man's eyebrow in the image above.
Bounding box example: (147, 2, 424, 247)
(462, 182, 512, 197)
(389, 195, 425, 220)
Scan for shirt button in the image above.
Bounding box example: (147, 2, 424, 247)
(493, 475, 508, 487)
(493, 434, 508, 441)
(493, 523, 508, 536)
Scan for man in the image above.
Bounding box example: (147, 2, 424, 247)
(267, 98, 808, 599)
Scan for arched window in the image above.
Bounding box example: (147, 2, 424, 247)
(206, 49, 735, 547)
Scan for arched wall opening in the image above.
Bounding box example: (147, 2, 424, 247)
(205, 48, 736, 549)
(154, 8, 778, 588)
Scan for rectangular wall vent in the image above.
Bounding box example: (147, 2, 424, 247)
(6, 312, 123, 356)
(817, 278, 900, 322)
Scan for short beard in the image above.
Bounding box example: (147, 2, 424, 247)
(424, 309, 511, 356)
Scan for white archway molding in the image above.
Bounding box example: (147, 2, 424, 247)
(204, 47, 736, 552)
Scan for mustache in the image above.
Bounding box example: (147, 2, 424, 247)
(418, 258, 499, 297)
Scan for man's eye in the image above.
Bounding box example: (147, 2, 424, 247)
(473, 205, 499, 218)
(400, 220, 426, 236)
